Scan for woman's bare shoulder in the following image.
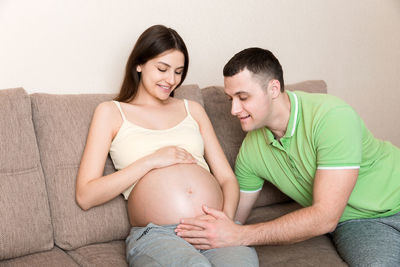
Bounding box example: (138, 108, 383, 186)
(186, 99, 207, 117)
(91, 101, 123, 131)
(94, 101, 120, 118)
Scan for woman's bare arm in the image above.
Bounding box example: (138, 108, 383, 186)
(188, 100, 239, 219)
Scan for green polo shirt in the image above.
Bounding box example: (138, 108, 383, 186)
(235, 90, 400, 222)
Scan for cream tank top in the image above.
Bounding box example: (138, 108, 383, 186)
(109, 99, 210, 200)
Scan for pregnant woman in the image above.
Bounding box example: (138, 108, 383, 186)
(75, 25, 258, 267)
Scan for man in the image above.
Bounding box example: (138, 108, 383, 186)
(176, 47, 400, 266)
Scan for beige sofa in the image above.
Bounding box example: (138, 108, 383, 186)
(0, 81, 348, 266)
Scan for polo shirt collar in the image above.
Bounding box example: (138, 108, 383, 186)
(285, 91, 299, 138)
(264, 90, 299, 144)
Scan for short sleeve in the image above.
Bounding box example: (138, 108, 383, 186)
(234, 137, 265, 192)
(315, 106, 362, 169)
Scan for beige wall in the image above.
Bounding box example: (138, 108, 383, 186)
(1, 0, 399, 145)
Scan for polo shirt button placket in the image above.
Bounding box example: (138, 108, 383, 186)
(287, 155, 302, 181)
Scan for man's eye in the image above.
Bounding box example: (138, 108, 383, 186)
(239, 97, 247, 101)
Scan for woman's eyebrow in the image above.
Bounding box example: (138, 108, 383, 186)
(156, 61, 170, 67)
(157, 61, 184, 69)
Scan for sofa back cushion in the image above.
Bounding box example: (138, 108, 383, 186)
(30, 84, 203, 250)
(201, 86, 246, 169)
(201, 80, 327, 207)
(285, 80, 327, 94)
(0, 88, 53, 260)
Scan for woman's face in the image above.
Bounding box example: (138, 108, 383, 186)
(136, 49, 185, 101)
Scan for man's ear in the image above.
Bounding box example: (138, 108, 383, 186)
(269, 79, 281, 99)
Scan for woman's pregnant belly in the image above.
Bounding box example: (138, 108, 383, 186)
(127, 163, 223, 226)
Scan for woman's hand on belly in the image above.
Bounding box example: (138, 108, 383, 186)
(147, 146, 197, 169)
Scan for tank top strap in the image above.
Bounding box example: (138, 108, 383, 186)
(112, 101, 127, 122)
(183, 99, 191, 116)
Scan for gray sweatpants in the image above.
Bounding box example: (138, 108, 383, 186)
(126, 223, 259, 267)
(332, 211, 400, 267)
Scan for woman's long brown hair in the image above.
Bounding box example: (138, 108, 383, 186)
(114, 25, 189, 103)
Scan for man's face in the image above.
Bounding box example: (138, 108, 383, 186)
(224, 69, 274, 132)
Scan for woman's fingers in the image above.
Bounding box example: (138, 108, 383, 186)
(176, 147, 196, 163)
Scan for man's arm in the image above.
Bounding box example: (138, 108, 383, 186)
(235, 191, 261, 224)
(176, 168, 358, 249)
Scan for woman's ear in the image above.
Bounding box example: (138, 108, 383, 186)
(136, 65, 142, 72)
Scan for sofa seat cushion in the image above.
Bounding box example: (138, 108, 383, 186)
(0, 88, 53, 260)
(67, 240, 127, 267)
(256, 235, 346, 267)
(247, 202, 346, 266)
(0, 246, 78, 267)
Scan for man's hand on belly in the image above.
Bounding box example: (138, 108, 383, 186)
(175, 214, 216, 232)
(175, 205, 242, 249)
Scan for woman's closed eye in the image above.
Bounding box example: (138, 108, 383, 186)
(157, 67, 183, 75)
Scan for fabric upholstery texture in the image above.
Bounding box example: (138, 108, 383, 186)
(0, 247, 79, 267)
(285, 80, 327, 93)
(247, 202, 346, 266)
(201, 86, 246, 169)
(30, 92, 130, 250)
(67, 240, 127, 267)
(174, 84, 204, 107)
(0, 88, 53, 260)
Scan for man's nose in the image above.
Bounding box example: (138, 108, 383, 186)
(231, 99, 241, 116)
